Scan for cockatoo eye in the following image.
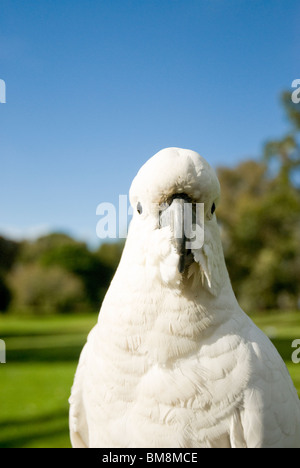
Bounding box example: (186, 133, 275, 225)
(137, 202, 143, 214)
(211, 202, 216, 215)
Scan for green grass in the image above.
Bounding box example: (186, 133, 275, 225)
(0, 314, 97, 448)
(0, 311, 299, 448)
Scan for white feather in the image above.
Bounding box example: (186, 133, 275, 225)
(69, 147, 300, 448)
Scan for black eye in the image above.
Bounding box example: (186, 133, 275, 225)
(211, 203, 216, 215)
(137, 202, 143, 214)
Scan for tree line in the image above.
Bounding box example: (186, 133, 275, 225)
(0, 234, 124, 314)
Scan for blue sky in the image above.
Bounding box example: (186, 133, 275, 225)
(0, 0, 299, 247)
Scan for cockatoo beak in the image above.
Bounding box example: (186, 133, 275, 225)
(159, 195, 192, 273)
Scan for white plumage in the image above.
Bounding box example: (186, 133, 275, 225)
(69, 147, 300, 448)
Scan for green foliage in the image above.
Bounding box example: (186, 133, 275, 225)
(8, 264, 85, 315)
(0, 237, 19, 312)
(96, 241, 125, 270)
(263, 92, 300, 186)
(218, 164, 300, 310)
(282, 90, 300, 130)
(217, 89, 300, 311)
(0, 275, 11, 312)
(38, 241, 114, 307)
(0, 232, 124, 315)
(217, 90, 300, 311)
(0, 237, 19, 273)
(19, 233, 77, 264)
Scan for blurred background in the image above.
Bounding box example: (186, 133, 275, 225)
(0, 0, 299, 448)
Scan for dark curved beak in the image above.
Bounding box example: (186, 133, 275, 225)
(159, 194, 193, 273)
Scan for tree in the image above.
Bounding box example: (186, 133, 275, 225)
(217, 162, 300, 311)
(0, 236, 19, 272)
(2, 233, 124, 314)
(39, 239, 115, 308)
(0, 276, 11, 312)
(263, 91, 300, 187)
(96, 241, 125, 271)
(217, 89, 300, 311)
(282, 90, 300, 131)
(0, 236, 19, 312)
(8, 264, 85, 315)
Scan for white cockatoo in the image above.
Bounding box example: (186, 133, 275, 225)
(69, 147, 300, 448)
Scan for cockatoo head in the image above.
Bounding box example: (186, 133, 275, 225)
(128, 148, 227, 296)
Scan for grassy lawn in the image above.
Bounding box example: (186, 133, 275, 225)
(0, 311, 299, 448)
(0, 314, 97, 448)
